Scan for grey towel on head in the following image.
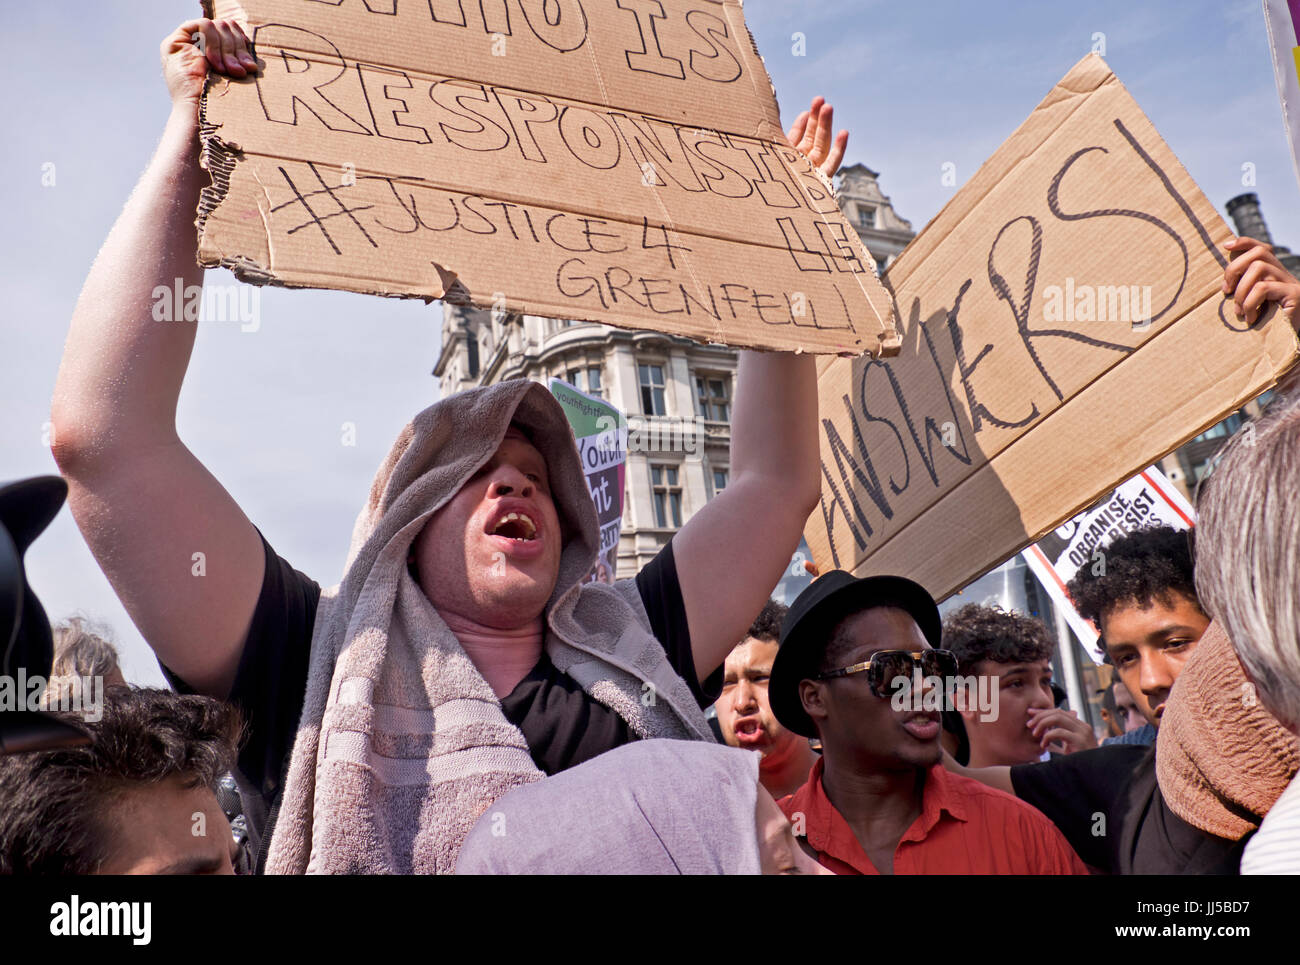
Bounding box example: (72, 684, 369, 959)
(265, 380, 713, 875)
(455, 739, 763, 874)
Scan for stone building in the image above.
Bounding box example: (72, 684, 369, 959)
(834, 163, 915, 274)
(1225, 193, 1300, 276)
(433, 163, 917, 582)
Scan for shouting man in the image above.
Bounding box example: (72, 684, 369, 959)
(714, 600, 818, 799)
(51, 20, 843, 873)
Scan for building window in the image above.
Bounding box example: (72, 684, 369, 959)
(651, 464, 683, 528)
(564, 365, 603, 397)
(858, 206, 876, 230)
(694, 374, 730, 422)
(875, 256, 888, 276)
(639, 363, 666, 416)
(712, 468, 729, 497)
(466, 334, 480, 379)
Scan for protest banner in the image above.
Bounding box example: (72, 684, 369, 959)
(195, 0, 897, 356)
(1021, 466, 1194, 662)
(549, 378, 626, 583)
(1264, 0, 1300, 191)
(804, 54, 1298, 600)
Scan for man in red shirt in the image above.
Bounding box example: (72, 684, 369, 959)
(768, 572, 1087, 875)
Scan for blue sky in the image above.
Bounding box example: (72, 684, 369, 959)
(3, 1, 1296, 684)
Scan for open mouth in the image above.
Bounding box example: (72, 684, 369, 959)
(901, 711, 940, 741)
(733, 717, 767, 746)
(490, 512, 537, 541)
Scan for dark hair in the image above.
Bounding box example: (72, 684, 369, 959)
(1065, 525, 1201, 643)
(0, 688, 241, 875)
(820, 615, 859, 674)
(941, 604, 1055, 676)
(746, 599, 787, 645)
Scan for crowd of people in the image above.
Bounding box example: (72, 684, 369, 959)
(3, 17, 1300, 876)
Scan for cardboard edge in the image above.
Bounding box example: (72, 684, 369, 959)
(730, 0, 786, 143)
(866, 105, 1265, 530)
(196, 83, 246, 263)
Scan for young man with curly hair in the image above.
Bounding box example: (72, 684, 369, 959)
(942, 604, 1095, 767)
(1065, 525, 1207, 742)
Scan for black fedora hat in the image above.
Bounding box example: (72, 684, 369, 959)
(769, 571, 942, 738)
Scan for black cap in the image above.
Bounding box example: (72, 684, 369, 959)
(0, 476, 66, 681)
(0, 475, 90, 756)
(769, 571, 942, 738)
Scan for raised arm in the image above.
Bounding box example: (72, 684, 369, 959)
(50, 20, 263, 699)
(674, 99, 845, 684)
(940, 751, 1015, 796)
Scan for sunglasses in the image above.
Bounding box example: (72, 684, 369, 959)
(814, 649, 959, 699)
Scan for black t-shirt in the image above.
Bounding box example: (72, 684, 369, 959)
(1010, 745, 1250, 874)
(164, 532, 720, 871)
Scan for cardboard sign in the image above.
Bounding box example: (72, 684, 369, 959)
(1021, 466, 1194, 662)
(805, 54, 1297, 599)
(1264, 0, 1300, 191)
(549, 378, 626, 583)
(196, 0, 896, 356)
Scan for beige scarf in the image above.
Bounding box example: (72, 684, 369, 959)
(1156, 620, 1300, 840)
(265, 380, 712, 874)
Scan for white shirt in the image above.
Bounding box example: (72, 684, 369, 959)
(1241, 773, 1300, 874)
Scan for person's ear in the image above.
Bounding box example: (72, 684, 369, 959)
(799, 678, 827, 725)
